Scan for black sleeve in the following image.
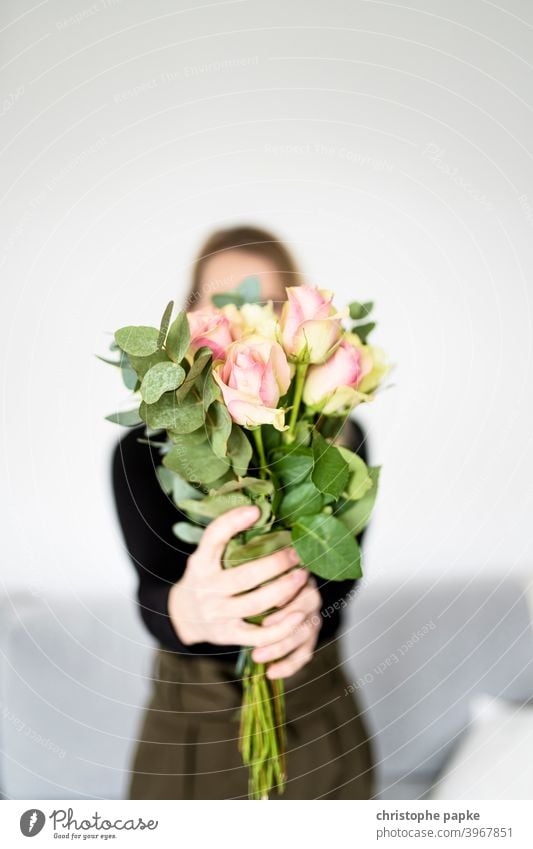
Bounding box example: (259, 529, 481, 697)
(111, 426, 240, 657)
(314, 416, 369, 643)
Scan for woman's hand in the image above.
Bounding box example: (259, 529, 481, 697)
(168, 505, 310, 650)
(252, 576, 322, 679)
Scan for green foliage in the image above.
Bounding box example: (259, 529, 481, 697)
(291, 514, 362, 580)
(158, 300, 174, 348)
(211, 276, 261, 308)
(311, 432, 349, 498)
(165, 311, 190, 362)
(337, 466, 381, 536)
(223, 529, 292, 569)
(115, 325, 160, 356)
(197, 368, 221, 409)
(140, 391, 204, 433)
(207, 401, 232, 458)
(352, 321, 376, 343)
(128, 349, 169, 379)
(348, 300, 373, 320)
(337, 446, 373, 500)
(175, 347, 212, 402)
(210, 477, 273, 497)
(162, 432, 230, 484)
(105, 409, 143, 427)
(120, 355, 138, 391)
(227, 425, 253, 477)
(105, 298, 383, 603)
(156, 465, 201, 502)
(172, 522, 204, 544)
(278, 481, 323, 524)
(272, 446, 313, 487)
(178, 491, 251, 522)
(140, 362, 185, 404)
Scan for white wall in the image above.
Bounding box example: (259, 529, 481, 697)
(1, 0, 532, 600)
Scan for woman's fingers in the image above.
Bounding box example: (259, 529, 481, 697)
(229, 567, 308, 618)
(196, 505, 260, 568)
(251, 617, 315, 664)
(222, 546, 300, 595)
(266, 638, 316, 680)
(235, 610, 306, 648)
(261, 578, 321, 626)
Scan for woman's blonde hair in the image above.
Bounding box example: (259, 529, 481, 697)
(187, 225, 303, 305)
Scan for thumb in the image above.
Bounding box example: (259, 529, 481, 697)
(192, 505, 260, 572)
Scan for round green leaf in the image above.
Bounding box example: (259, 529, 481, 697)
(140, 362, 185, 404)
(172, 522, 204, 544)
(115, 325, 160, 356)
(291, 513, 362, 581)
(165, 311, 190, 363)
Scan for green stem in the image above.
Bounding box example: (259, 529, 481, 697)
(253, 427, 267, 479)
(287, 362, 309, 440)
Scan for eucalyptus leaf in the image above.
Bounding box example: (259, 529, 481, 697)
(156, 465, 202, 502)
(165, 311, 190, 363)
(140, 362, 185, 404)
(208, 401, 232, 458)
(210, 477, 273, 497)
(140, 391, 204, 433)
(211, 275, 261, 308)
(105, 409, 143, 427)
(238, 275, 261, 303)
(291, 514, 362, 580)
(348, 301, 374, 320)
(128, 349, 170, 379)
(172, 522, 204, 544)
(158, 300, 174, 348)
(115, 325, 160, 357)
(352, 321, 376, 343)
(172, 475, 203, 503)
(155, 465, 175, 495)
(227, 425, 252, 477)
(178, 491, 251, 521)
(175, 347, 212, 401)
(311, 432, 349, 499)
(197, 368, 221, 409)
(121, 359, 138, 391)
(162, 435, 230, 484)
(96, 354, 120, 367)
(211, 291, 244, 308)
(223, 529, 292, 569)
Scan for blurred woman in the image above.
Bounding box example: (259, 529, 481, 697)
(112, 225, 376, 799)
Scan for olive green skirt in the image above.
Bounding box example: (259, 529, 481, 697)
(128, 640, 376, 800)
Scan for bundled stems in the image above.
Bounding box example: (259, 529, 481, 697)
(238, 648, 287, 799)
(237, 425, 287, 798)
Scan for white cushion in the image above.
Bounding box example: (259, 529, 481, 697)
(430, 695, 533, 800)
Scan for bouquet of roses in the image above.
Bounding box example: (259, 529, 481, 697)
(102, 280, 388, 799)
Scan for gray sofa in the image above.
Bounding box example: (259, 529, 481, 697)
(1, 576, 532, 799)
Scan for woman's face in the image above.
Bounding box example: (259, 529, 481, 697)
(195, 249, 287, 313)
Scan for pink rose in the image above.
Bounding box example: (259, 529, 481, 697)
(187, 310, 233, 359)
(213, 335, 291, 430)
(280, 286, 343, 363)
(303, 338, 372, 414)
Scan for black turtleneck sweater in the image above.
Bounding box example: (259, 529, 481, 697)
(111, 420, 368, 660)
